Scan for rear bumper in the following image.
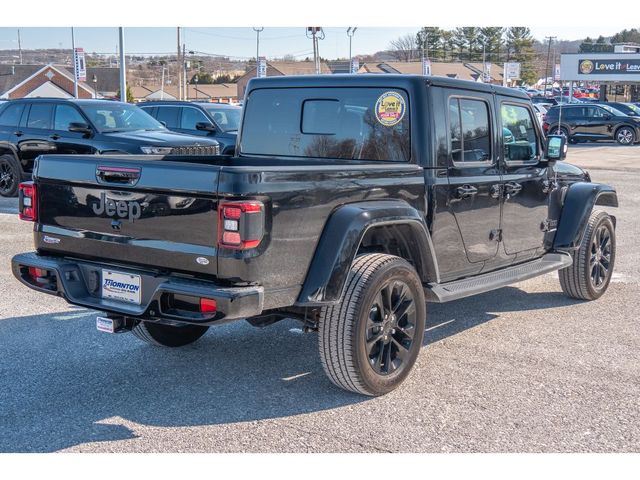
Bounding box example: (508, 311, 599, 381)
(11, 252, 263, 325)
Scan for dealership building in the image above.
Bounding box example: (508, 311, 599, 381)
(560, 44, 640, 101)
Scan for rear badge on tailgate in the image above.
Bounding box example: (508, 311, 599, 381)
(196, 257, 210, 265)
(43, 235, 60, 244)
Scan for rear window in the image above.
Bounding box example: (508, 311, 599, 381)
(240, 88, 410, 161)
(26, 104, 53, 130)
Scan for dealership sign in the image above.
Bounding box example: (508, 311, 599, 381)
(578, 58, 640, 75)
(257, 57, 267, 78)
(560, 53, 640, 81)
(73, 48, 86, 82)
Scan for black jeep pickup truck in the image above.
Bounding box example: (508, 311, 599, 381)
(12, 75, 618, 396)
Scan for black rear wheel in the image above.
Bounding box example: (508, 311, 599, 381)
(318, 254, 426, 396)
(0, 155, 20, 197)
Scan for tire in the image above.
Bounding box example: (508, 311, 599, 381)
(0, 154, 20, 197)
(318, 254, 426, 396)
(615, 126, 635, 145)
(131, 321, 209, 347)
(559, 210, 616, 301)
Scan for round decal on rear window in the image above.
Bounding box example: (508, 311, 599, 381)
(375, 91, 406, 126)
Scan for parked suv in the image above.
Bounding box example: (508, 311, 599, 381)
(543, 103, 640, 145)
(139, 101, 241, 155)
(0, 98, 220, 197)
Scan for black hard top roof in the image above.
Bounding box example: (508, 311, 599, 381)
(246, 74, 530, 100)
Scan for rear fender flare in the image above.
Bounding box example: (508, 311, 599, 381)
(553, 182, 618, 250)
(296, 200, 438, 305)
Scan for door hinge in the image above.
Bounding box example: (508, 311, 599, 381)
(540, 219, 558, 232)
(489, 228, 502, 242)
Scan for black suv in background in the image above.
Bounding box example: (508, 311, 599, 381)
(543, 103, 640, 145)
(601, 102, 640, 118)
(139, 102, 241, 155)
(0, 98, 220, 197)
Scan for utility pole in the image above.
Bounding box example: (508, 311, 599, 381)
(177, 27, 182, 101)
(17, 29, 22, 65)
(118, 27, 126, 102)
(183, 43, 187, 101)
(71, 27, 78, 98)
(482, 41, 486, 83)
(307, 27, 324, 74)
(253, 27, 263, 77)
(347, 27, 357, 66)
(543, 36, 556, 98)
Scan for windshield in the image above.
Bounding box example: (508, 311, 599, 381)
(624, 103, 640, 115)
(204, 107, 242, 132)
(81, 104, 165, 132)
(600, 104, 627, 116)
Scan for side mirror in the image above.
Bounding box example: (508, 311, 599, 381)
(159, 121, 167, 127)
(603, 113, 612, 120)
(545, 134, 567, 163)
(196, 122, 216, 132)
(68, 122, 92, 135)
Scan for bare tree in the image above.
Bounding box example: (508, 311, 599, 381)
(388, 34, 417, 61)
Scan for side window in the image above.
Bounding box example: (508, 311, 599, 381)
(26, 104, 53, 130)
(155, 107, 180, 129)
(54, 104, 86, 131)
(180, 108, 210, 130)
(0, 103, 25, 127)
(448, 97, 491, 163)
(501, 104, 538, 162)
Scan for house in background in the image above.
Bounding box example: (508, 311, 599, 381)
(235, 61, 332, 99)
(0, 64, 95, 99)
(131, 83, 238, 104)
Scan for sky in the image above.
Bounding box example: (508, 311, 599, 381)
(0, 26, 633, 61)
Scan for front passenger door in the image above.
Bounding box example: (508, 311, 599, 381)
(499, 101, 549, 258)
(51, 103, 96, 154)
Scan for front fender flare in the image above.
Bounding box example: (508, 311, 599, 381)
(553, 182, 618, 250)
(296, 200, 438, 305)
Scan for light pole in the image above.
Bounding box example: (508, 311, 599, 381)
(253, 27, 263, 77)
(347, 27, 357, 70)
(543, 36, 556, 98)
(482, 41, 486, 83)
(92, 74, 97, 98)
(194, 74, 198, 100)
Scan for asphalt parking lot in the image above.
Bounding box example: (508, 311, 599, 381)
(0, 144, 639, 453)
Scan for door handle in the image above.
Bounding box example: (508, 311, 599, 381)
(456, 185, 478, 199)
(14, 131, 23, 137)
(49, 134, 60, 140)
(504, 181, 523, 196)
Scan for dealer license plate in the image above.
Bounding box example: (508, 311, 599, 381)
(101, 270, 141, 305)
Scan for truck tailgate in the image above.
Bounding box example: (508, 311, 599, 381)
(34, 155, 222, 276)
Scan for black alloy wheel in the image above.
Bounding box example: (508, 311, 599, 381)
(0, 156, 19, 197)
(365, 279, 418, 376)
(589, 224, 613, 290)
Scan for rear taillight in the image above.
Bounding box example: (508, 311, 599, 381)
(199, 298, 217, 313)
(218, 201, 264, 250)
(18, 182, 37, 222)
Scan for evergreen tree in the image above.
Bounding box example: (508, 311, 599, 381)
(478, 27, 505, 63)
(505, 27, 537, 84)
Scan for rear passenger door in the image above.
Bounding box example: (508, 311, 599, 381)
(16, 103, 57, 163)
(498, 100, 549, 258)
(446, 92, 502, 264)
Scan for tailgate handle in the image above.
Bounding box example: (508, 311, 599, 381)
(96, 166, 141, 185)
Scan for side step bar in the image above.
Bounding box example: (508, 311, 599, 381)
(425, 253, 572, 303)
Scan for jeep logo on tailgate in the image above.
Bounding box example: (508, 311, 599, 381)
(92, 192, 142, 223)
